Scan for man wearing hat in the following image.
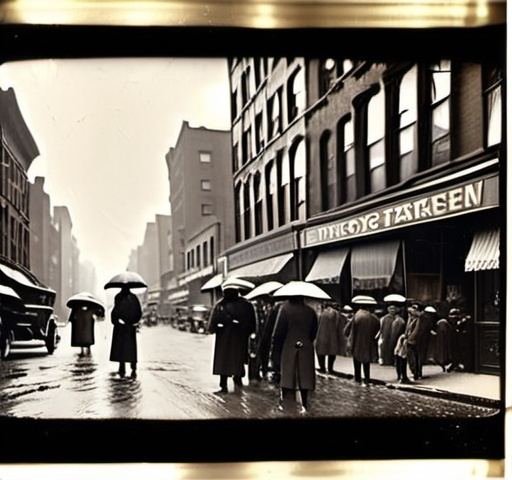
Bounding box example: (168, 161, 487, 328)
(349, 295, 380, 385)
(207, 278, 257, 393)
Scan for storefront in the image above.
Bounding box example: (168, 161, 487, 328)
(301, 162, 500, 374)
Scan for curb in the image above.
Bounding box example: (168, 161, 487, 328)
(327, 371, 502, 409)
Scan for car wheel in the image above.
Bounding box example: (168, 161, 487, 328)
(45, 322, 58, 354)
(0, 331, 11, 360)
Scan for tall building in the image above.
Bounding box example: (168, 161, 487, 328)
(165, 121, 234, 310)
(226, 56, 504, 375)
(0, 87, 56, 314)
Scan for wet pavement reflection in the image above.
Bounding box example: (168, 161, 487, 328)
(0, 324, 500, 420)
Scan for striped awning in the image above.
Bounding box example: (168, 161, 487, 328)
(351, 240, 401, 290)
(305, 247, 350, 284)
(465, 229, 500, 271)
(228, 253, 293, 278)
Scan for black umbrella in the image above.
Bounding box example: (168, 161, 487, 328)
(104, 271, 147, 289)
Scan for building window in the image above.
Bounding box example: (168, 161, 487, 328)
(235, 182, 242, 242)
(242, 126, 253, 165)
(232, 143, 239, 172)
(277, 151, 289, 226)
(253, 172, 263, 236)
(196, 245, 201, 268)
(483, 64, 503, 148)
(398, 65, 418, 181)
(287, 67, 305, 123)
(430, 60, 451, 166)
(210, 236, 215, 265)
(202, 204, 213, 216)
(291, 139, 307, 221)
(241, 66, 251, 106)
(320, 130, 335, 211)
(367, 87, 386, 193)
(243, 181, 251, 240)
(268, 89, 282, 139)
(203, 241, 208, 267)
(231, 88, 238, 120)
(199, 151, 211, 163)
(265, 161, 276, 231)
(338, 116, 356, 204)
(201, 180, 211, 191)
(255, 112, 265, 153)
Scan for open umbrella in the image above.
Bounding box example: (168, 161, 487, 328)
(245, 281, 284, 300)
(272, 281, 331, 300)
(104, 271, 147, 289)
(66, 292, 105, 312)
(221, 277, 255, 291)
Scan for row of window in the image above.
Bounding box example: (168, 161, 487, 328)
(231, 60, 503, 243)
(184, 236, 215, 271)
(0, 206, 30, 268)
(1, 147, 29, 215)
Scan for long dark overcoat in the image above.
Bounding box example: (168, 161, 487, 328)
(208, 293, 257, 377)
(109, 290, 142, 363)
(315, 306, 346, 356)
(389, 315, 406, 355)
(351, 309, 380, 364)
(432, 318, 455, 366)
(69, 305, 100, 347)
(272, 299, 318, 391)
(377, 313, 396, 365)
(407, 311, 434, 363)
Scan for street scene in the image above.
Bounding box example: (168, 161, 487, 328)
(0, 31, 505, 467)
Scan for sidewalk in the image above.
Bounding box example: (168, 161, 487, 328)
(330, 356, 502, 408)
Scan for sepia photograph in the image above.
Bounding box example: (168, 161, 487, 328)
(0, 7, 506, 478)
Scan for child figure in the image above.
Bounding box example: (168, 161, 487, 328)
(394, 333, 410, 383)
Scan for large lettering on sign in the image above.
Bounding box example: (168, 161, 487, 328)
(303, 177, 498, 247)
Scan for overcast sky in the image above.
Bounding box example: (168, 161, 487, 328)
(0, 57, 231, 295)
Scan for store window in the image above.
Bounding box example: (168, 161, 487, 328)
(398, 65, 418, 181)
(430, 60, 451, 166)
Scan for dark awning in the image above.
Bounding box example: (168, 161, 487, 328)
(305, 247, 350, 284)
(351, 240, 401, 290)
(228, 253, 293, 278)
(465, 229, 500, 272)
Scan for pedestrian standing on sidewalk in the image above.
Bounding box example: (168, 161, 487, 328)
(109, 285, 142, 378)
(376, 303, 399, 365)
(405, 302, 433, 380)
(431, 314, 455, 372)
(349, 295, 380, 386)
(69, 303, 105, 356)
(258, 299, 283, 382)
(207, 278, 257, 394)
(393, 332, 410, 383)
(271, 295, 318, 413)
(315, 300, 345, 373)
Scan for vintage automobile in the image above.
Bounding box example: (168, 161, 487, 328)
(171, 305, 211, 333)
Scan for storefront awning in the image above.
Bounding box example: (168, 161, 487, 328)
(305, 247, 350, 284)
(465, 229, 500, 271)
(351, 240, 401, 290)
(228, 253, 293, 278)
(200, 273, 224, 292)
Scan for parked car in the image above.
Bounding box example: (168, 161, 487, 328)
(189, 305, 210, 334)
(0, 304, 60, 359)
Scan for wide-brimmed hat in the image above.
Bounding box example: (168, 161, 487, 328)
(383, 293, 406, 304)
(424, 306, 437, 313)
(351, 294, 377, 305)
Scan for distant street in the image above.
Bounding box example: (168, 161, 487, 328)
(0, 323, 499, 420)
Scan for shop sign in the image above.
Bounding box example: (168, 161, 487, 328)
(303, 176, 498, 248)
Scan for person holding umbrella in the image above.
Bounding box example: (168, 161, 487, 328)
(349, 295, 380, 386)
(207, 277, 257, 394)
(67, 292, 105, 356)
(271, 281, 325, 413)
(105, 272, 146, 378)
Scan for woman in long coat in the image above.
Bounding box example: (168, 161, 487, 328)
(69, 303, 104, 356)
(376, 304, 399, 365)
(208, 286, 257, 393)
(271, 296, 318, 413)
(315, 301, 346, 373)
(431, 316, 455, 371)
(109, 286, 142, 377)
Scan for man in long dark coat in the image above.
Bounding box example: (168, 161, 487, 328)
(350, 296, 380, 385)
(271, 296, 318, 413)
(109, 286, 142, 378)
(208, 280, 257, 393)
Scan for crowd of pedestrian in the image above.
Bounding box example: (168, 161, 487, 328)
(206, 277, 473, 414)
